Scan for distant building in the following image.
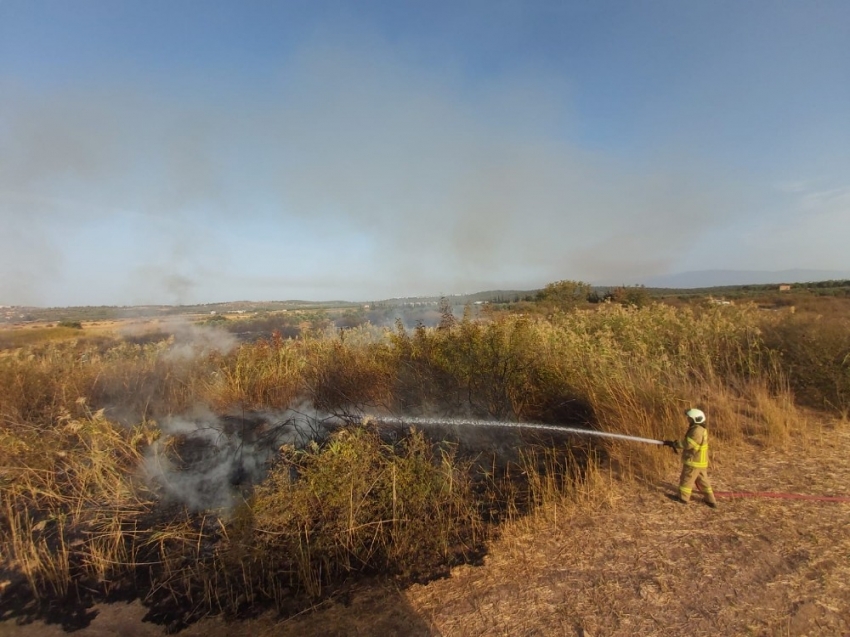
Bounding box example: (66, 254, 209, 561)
(778, 284, 791, 292)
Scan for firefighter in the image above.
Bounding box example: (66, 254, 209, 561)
(663, 408, 717, 508)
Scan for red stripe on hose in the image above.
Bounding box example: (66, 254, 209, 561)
(714, 491, 850, 503)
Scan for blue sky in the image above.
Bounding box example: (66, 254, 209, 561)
(1, 1, 848, 305)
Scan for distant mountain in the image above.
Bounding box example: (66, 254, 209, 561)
(639, 269, 850, 289)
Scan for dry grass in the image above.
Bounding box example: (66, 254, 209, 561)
(399, 420, 850, 637)
(0, 404, 157, 602)
(17, 417, 836, 637)
(1, 417, 845, 637)
(0, 326, 90, 349)
(250, 427, 484, 597)
(0, 299, 845, 632)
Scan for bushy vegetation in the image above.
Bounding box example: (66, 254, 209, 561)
(251, 428, 482, 595)
(761, 312, 850, 413)
(1, 291, 846, 627)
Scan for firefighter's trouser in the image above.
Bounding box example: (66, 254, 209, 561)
(678, 465, 716, 504)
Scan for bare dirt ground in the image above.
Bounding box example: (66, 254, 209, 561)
(3, 424, 848, 637)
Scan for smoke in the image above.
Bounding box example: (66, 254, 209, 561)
(117, 317, 238, 360)
(159, 319, 238, 362)
(142, 406, 333, 511)
(0, 35, 770, 306)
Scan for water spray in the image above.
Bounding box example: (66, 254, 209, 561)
(363, 416, 850, 504)
(363, 415, 665, 446)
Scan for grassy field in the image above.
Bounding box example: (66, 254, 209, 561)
(1, 290, 848, 632)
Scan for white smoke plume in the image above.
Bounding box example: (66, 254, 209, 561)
(159, 319, 238, 362)
(0, 33, 778, 307)
(142, 406, 333, 511)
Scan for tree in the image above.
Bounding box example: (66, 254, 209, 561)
(438, 297, 456, 330)
(606, 285, 650, 308)
(536, 280, 592, 310)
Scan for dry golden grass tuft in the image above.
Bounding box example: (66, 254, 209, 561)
(0, 404, 157, 601)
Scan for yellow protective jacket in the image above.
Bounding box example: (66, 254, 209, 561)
(675, 424, 709, 469)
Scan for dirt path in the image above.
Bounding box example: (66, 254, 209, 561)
(3, 426, 848, 637)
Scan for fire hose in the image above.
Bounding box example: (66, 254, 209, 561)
(369, 415, 667, 445)
(367, 416, 850, 504)
(711, 491, 850, 503)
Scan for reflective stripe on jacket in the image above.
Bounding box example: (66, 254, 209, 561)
(682, 424, 708, 469)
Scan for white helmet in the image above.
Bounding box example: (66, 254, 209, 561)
(685, 408, 706, 424)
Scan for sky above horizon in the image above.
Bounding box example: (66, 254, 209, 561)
(1, 1, 849, 306)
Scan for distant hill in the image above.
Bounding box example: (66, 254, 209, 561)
(639, 269, 850, 289)
(7, 275, 849, 321)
